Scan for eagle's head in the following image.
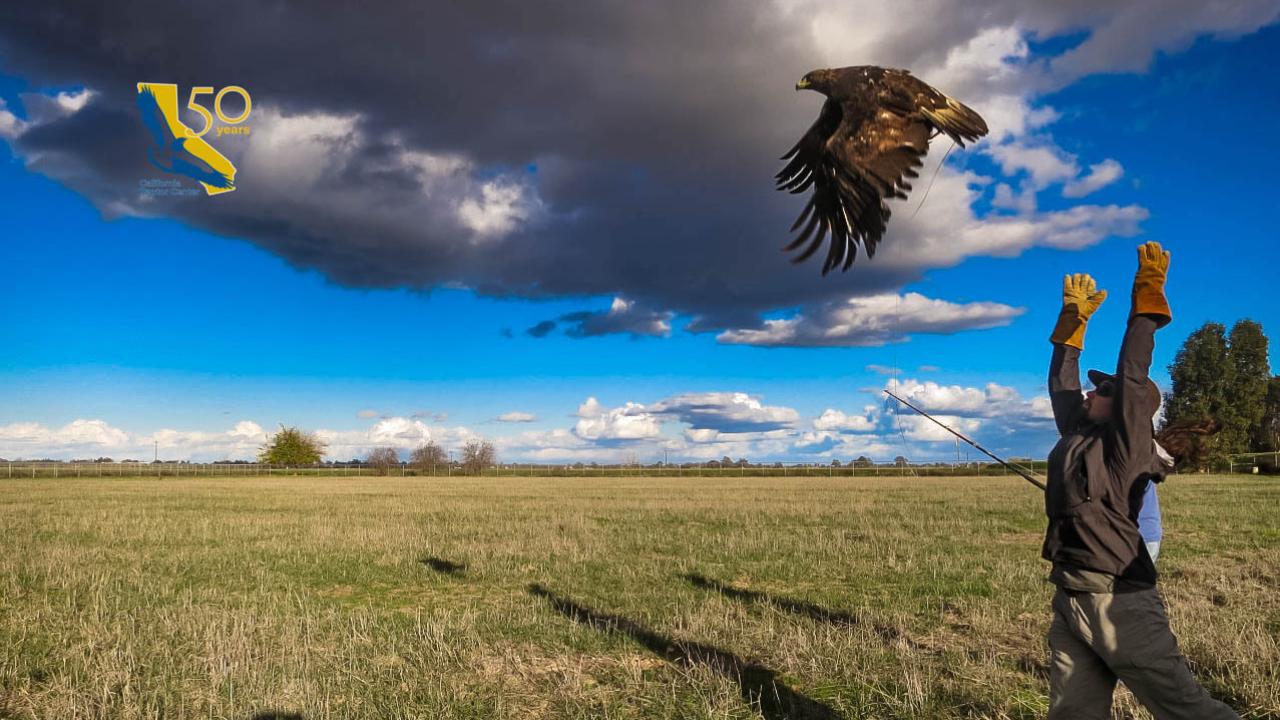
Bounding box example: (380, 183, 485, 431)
(795, 69, 835, 94)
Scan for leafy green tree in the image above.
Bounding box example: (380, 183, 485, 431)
(259, 425, 325, 465)
(1165, 323, 1230, 424)
(1223, 319, 1272, 455)
(1262, 376, 1280, 452)
(1164, 323, 1232, 467)
(1165, 320, 1273, 467)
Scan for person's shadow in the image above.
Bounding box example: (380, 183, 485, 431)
(681, 573, 912, 647)
(250, 712, 303, 720)
(527, 583, 842, 720)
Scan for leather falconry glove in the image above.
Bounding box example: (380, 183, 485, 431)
(1050, 273, 1107, 350)
(1132, 241, 1172, 327)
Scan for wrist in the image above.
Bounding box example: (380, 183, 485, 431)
(1050, 307, 1088, 349)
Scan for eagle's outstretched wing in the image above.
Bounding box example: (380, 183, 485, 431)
(776, 100, 860, 273)
(776, 99, 930, 273)
(835, 107, 931, 262)
(885, 69, 988, 147)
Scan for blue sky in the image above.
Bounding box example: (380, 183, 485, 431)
(2, 4, 1278, 462)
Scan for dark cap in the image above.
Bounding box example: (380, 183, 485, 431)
(1087, 369, 1115, 387)
(1087, 369, 1161, 409)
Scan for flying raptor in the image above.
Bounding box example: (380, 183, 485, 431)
(777, 66, 988, 274)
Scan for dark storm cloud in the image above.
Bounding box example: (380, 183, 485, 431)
(0, 1, 1270, 336)
(0, 0, 861, 329)
(525, 320, 557, 338)
(525, 299, 671, 338)
(560, 299, 672, 338)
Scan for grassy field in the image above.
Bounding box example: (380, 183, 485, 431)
(0, 475, 1276, 720)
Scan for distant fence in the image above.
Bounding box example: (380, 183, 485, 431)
(1227, 451, 1280, 474)
(1, 460, 1050, 479)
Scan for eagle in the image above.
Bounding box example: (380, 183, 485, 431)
(777, 66, 988, 274)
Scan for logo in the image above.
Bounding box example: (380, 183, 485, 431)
(136, 83, 251, 196)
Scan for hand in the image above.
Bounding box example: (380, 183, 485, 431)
(1132, 241, 1172, 326)
(1135, 241, 1170, 287)
(1062, 273, 1107, 321)
(1051, 273, 1106, 350)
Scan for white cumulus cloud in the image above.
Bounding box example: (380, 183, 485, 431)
(717, 292, 1024, 348)
(573, 397, 663, 441)
(1063, 159, 1126, 198)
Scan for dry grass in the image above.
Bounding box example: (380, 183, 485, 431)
(0, 474, 1275, 719)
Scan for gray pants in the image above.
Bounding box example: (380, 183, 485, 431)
(1047, 587, 1239, 720)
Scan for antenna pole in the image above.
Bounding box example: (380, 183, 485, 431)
(883, 389, 1046, 491)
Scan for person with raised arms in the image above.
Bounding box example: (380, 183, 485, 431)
(1042, 242, 1237, 719)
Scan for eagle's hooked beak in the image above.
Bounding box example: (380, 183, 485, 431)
(795, 77, 811, 91)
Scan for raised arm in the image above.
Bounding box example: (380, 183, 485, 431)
(1110, 242, 1172, 472)
(1049, 345, 1083, 436)
(1049, 273, 1106, 435)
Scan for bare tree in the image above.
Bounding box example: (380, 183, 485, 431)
(367, 447, 400, 476)
(410, 441, 447, 474)
(461, 439, 496, 475)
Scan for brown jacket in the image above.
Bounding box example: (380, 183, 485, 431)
(1042, 315, 1160, 585)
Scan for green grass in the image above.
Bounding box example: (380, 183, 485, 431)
(0, 475, 1275, 719)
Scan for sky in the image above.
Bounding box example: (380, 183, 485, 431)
(2, 1, 1279, 463)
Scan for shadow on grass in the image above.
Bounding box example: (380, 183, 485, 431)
(527, 583, 842, 720)
(681, 573, 914, 648)
(250, 712, 304, 720)
(420, 556, 467, 576)
(1014, 652, 1049, 681)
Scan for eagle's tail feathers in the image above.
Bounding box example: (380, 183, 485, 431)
(923, 96, 988, 146)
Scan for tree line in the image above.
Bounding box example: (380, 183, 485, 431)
(254, 319, 1278, 477)
(258, 427, 497, 475)
(1163, 318, 1280, 471)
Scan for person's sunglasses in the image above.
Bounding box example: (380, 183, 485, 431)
(1094, 380, 1115, 398)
